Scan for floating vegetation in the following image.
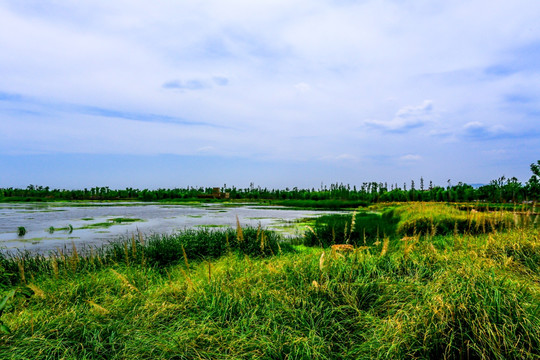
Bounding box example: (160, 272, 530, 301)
(109, 218, 141, 223)
(79, 222, 112, 229)
(194, 224, 229, 228)
(12, 237, 47, 243)
(79, 218, 143, 229)
(16, 227, 26, 237)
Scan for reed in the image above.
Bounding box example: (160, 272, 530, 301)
(304, 210, 397, 247)
(110, 269, 139, 293)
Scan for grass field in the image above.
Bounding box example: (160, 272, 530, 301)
(0, 204, 538, 359)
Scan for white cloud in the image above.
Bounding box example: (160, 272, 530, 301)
(462, 122, 510, 140)
(320, 153, 358, 162)
(196, 146, 215, 153)
(364, 100, 435, 132)
(400, 154, 422, 161)
(1, 1, 540, 186)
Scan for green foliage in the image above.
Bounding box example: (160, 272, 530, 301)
(531, 160, 540, 178)
(16, 227, 26, 237)
(304, 211, 398, 247)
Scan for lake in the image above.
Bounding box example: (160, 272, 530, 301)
(0, 202, 344, 254)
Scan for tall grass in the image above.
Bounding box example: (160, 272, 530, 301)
(0, 209, 538, 359)
(0, 224, 291, 288)
(304, 203, 533, 250)
(389, 202, 527, 236)
(304, 210, 398, 247)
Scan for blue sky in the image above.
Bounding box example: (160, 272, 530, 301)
(1, 0, 539, 189)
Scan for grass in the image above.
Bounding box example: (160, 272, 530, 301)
(388, 202, 530, 236)
(304, 209, 398, 247)
(272, 199, 369, 209)
(0, 206, 538, 359)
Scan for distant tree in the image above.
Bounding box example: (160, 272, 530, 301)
(526, 160, 540, 200)
(531, 160, 540, 178)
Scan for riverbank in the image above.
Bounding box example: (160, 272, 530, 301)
(1, 204, 538, 359)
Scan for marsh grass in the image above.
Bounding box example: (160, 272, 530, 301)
(272, 199, 369, 209)
(304, 210, 398, 247)
(306, 203, 533, 247)
(387, 202, 532, 237)
(0, 209, 538, 359)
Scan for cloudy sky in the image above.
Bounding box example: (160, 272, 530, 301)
(1, 0, 539, 189)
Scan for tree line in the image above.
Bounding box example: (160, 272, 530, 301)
(1, 161, 539, 204)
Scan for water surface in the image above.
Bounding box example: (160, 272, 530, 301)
(0, 202, 343, 254)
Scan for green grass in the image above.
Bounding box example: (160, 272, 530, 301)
(388, 202, 529, 236)
(0, 208, 538, 359)
(272, 199, 369, 209)
(304, 210, 398, 247)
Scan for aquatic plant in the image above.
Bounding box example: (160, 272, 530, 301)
(16, 227, 26, 237)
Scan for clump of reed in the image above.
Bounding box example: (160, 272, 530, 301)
(304, 210, 397, 248)
(388, 202, 527, 237)
(0, 223, 293, 288)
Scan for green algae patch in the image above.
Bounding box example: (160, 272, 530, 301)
(79, 218, 143, 229)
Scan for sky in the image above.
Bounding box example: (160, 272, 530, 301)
(1, 0, 540, 189)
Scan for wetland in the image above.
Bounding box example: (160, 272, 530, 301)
(0, 202, 342, 254)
